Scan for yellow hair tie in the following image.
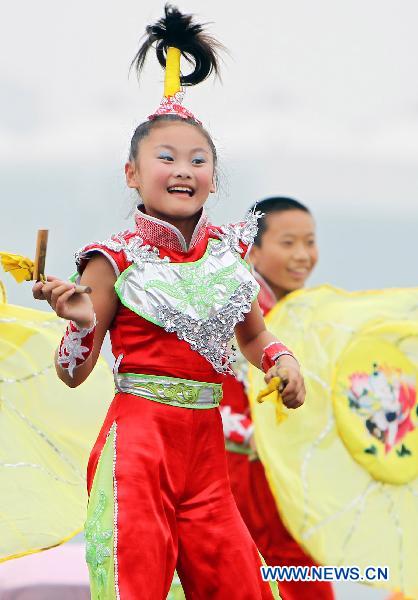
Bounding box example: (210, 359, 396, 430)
(164, 47, 181, 97)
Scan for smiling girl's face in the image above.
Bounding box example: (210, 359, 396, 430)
(125, 120, 216, 223)
(250, 209, 318, 299)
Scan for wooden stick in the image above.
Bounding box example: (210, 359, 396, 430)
(33, 230, 49, 281)
(33, 229, 92, 293)
(74, 285, 92, 294)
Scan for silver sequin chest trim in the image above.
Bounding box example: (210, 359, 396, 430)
(158, 280, 258, 374)
(113, 238, 259, 374)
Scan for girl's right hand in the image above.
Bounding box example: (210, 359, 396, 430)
(32, 276, 95, 328)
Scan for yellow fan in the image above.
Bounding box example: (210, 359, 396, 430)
(0, 282, 113, 562)
(248, 285, 418, 598)
(0, 252, 36, 283)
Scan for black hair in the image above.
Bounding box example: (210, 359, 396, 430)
(250, 197, 312, 247)
(129, 5, 222, 165)
(131, 4, 222, 86)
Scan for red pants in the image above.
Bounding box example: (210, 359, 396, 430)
(87, 393, 276, 600)
(226, 452, 335, 600)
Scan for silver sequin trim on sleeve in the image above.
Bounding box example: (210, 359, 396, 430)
(112, 422, 120, 600)
(210, 210, 263, 256)
(75, 232, 170, 271)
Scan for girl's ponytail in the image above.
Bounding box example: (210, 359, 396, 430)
(131, 4, 222, 87)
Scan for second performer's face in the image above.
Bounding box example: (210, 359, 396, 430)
(250, 210, 318, 298)
(125, 121, 216, 223)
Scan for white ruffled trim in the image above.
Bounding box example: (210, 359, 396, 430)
(58, 314, 97, 377)
(219, 405, 253, 444)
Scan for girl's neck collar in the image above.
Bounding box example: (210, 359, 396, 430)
(134, 205, 208, 252)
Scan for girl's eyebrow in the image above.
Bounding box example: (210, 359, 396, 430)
(278, 231, 316, 238)
(154, 145, 208, 154)
(191, 147, 209, 154)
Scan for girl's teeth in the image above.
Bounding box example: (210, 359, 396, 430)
(168, 187, 192, 195)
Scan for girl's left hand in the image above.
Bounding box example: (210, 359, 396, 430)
(264, 355, 305, 409)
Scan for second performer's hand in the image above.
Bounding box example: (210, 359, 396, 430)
(264, 355, 305, 409)
(32, 276, 95, 328)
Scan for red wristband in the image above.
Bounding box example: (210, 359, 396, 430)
(58, 315, 96, 377)
(261, 341, 296, 373)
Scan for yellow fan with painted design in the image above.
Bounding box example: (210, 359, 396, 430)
(249, 285, 418, 598)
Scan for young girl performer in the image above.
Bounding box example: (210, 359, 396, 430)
(33, 8, 304, 599)
(220, 197, 334, 600)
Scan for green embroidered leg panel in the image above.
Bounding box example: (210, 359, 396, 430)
(85, 423, 117, 600)
(259, 552, 282, 600)
(166, 572, 186, 599)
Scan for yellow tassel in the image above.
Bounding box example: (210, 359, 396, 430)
(164, 47, 181, 97)
(256, 376, 288, 424)
(0, 252, 34, 283)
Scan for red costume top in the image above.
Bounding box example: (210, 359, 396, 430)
(76, 207, 259, 383)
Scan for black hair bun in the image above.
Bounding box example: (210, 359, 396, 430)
(132, 4, 223, 87)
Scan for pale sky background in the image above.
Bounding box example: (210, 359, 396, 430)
(1, 1, 417, 597)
